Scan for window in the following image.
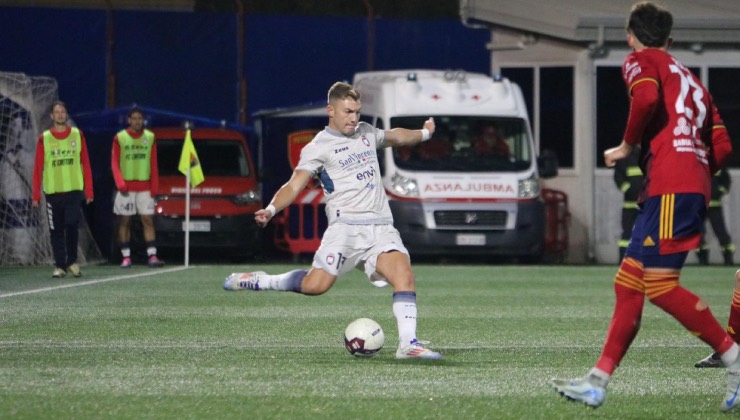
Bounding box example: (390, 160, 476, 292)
(500, 68, 534, 128)
(158, 139, 250, 177)
(708, 68, 740, 168)
(540, 67, 574, 168)
(389, 116, 532, 172)
(502, 66, 574, 168)
(596, 67, 629, 168)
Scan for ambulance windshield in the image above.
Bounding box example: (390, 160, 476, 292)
(389, 116, 533, 172)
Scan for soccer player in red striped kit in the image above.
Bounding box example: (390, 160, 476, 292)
(551, 2, 740, 412)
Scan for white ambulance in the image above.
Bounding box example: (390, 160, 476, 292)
(352, 70, 557, 260)
(255, 70, 557, 261)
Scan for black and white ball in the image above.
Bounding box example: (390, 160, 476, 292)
(344, 318, 384, 357)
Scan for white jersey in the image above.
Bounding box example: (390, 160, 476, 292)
(296, 122, 393, 225)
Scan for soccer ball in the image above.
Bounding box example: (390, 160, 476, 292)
(344, 318, 384, 357)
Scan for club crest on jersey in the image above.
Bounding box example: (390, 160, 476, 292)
(362, 136, 370, 147)
(326, 253, 336, 265)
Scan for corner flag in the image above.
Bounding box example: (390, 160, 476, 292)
(178, 129, 205, 188)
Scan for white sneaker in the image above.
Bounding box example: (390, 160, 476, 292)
(52, 267, 66, 278)
(67, 263, 81, 277)
(223, 271, 267, 291)
(551, 375, 607, 408)
(395, 339, 443, 360)
(722, 358, 740, 412)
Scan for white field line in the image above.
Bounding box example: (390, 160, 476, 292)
(0, 266, 191, 299)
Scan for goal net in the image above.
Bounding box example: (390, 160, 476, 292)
(0, 72, 102, 266)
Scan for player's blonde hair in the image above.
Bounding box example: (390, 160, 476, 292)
(327, 82, 360, 104)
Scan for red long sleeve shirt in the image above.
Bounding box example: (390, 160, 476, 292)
(622, 48, 732, 203)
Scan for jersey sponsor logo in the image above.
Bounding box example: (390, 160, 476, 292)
(334, 146, 349, 154)
(356, 167, 375, 181)
(643, 236, 655, 246)
(51, 158, 75, 167)
(123, 144, 150, 150)
(51, 148, 76, 156)
(125, 153, 147, 160)
(624, 60, 641, 84)
(338, 150, 375, 168)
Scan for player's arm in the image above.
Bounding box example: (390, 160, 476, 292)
(605, 80, 658, 168)
(110, 135, 128, 193)
(255, 169, 313, 228)
(149, 137, 159, 197)
(623, 80, 659, 147)
(383, 117, 435, 147)
(80, 132, 94, 203)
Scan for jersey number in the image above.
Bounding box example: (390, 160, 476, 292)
(334, 252, 347, 270)
(669, 62, 706, 138)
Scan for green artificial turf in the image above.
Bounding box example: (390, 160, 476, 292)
(0, 263, 737, 419)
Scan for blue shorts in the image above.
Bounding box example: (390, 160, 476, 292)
(624, 193, 705, 269)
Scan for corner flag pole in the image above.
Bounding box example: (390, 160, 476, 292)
(184, 165, 191, 267)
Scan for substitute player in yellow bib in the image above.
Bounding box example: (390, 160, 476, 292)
(32, 101, 94, 278)
(111, 107, 164, 268)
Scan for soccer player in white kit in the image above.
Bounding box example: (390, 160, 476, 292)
(224, 81, 442, 359)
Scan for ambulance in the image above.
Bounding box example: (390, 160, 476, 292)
(255, 69, 557, 260)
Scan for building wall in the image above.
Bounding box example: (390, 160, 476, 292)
(490, 29, 595, 263)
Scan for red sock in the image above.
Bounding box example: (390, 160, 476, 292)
(650, 285, 734, 354)
(727, 290, 740, 342)
(595, 258, 645, 375)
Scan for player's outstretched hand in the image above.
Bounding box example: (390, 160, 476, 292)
(423, 117, 436, 137)
(255, 208, 273, 228)
(604, 141, 633, 168)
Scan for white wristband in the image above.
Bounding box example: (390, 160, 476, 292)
(265, 204, 277, 216)
(421, 128, 430, 141)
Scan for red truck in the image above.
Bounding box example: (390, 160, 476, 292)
(152, 127, 262, 259)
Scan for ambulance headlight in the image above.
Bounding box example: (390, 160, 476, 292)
(518, 176, 540, 198)
(391, 173, 419, 197)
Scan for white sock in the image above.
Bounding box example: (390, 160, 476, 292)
(588, 368, 611, 387)
(261, 270, 305, 292)
(721, 343, 740, 368)
(147, 246, 156, 257)
(393, 291, 417, 346)
(121, 248, 131, 258)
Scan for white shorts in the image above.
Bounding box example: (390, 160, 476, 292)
(312, 223, 409, 287)
(113, 190, 155, 216)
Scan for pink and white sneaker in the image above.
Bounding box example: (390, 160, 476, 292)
(120, 257, 132, 268)
(395, 339, 443, 360)
(147, 255, 165, 268)
(223, 271, 267, 291)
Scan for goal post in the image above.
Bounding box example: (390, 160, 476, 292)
(0, 72, 102, 266)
